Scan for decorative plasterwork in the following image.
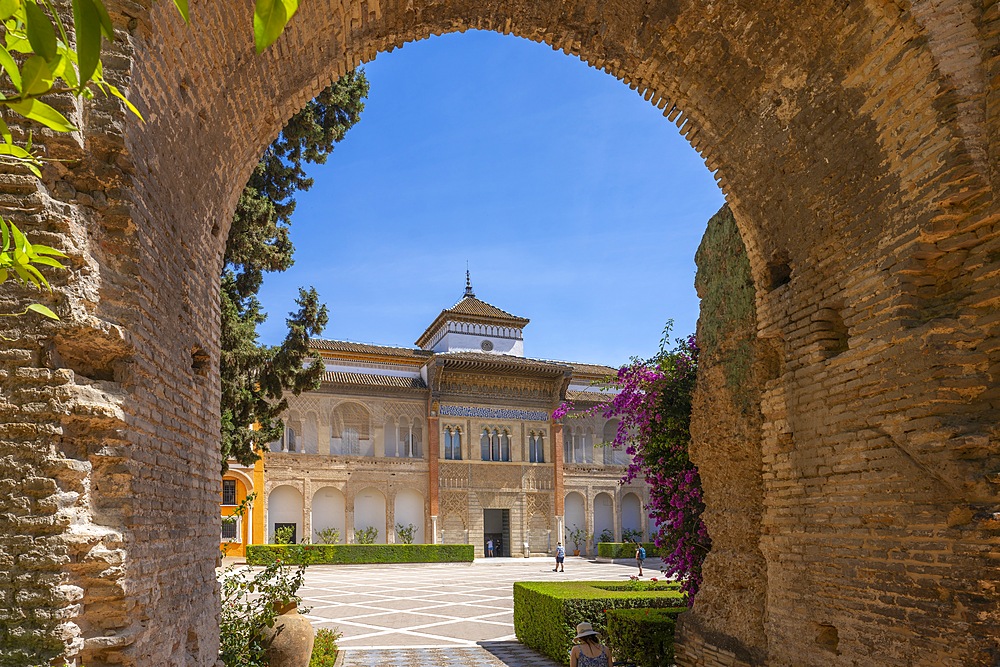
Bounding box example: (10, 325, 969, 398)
(440, 405, 550, 421)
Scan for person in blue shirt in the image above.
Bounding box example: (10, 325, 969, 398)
(553, 542, 565, 572)
(635, 542, 646, 576)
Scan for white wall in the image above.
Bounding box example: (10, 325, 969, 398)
(594, 492, 614, 542)
(354, 488, 386, 544)
(312, 487, 346, 543)
(432, 332, 524, 357)
(564, 492, 586, 549)
(622, 493, 643, 537)
(268, 485, 303, 543)
(393, 489, 425, 544)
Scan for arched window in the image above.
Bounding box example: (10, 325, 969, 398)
(331, 403, 372, 456)
(409, 419, 423, 458)
(574, 427, 586, 464)
(285, 426, 297, 453)
(529, 432, 545, 463)
(500, 430, 510, 462)
(490, 429, 501, 462)
(384, 417, 397, 457)
(445, 427, 462, 460)
(481, 428, 490, 461)
(563, 428, 573, 463)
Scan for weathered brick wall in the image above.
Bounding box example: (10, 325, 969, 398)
(678, 205, 768, 666)
(0, 0, 996, 665)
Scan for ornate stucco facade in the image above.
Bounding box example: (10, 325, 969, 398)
(221, 281, 650, 558)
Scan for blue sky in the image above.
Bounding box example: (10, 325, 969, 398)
(255, 30, 725, 367)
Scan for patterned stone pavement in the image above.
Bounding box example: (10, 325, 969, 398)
(295, 556, 662, 666)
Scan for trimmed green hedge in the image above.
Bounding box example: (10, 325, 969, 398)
(245, 544, 474, 565)
(597, 542, 660, 559)
(606, 607, 681, 667)
(513, 581, 685, 665)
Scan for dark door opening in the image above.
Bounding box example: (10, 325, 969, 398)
(483, 509, 510, 557)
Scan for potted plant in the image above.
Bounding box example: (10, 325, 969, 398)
(567, 525, 586, 556)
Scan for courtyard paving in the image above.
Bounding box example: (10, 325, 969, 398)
(295, 556, 662, 666)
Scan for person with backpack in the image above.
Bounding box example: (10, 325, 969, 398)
(553, 541, 565, 572)
(635, 542, 646, 576)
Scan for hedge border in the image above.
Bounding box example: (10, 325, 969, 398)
(596, 542, 660, 559)
(245, 544, 474, 565)
(512, 581, 685, 665)
(606, 607, 682, 667)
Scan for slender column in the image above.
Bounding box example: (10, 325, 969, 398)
(428, 415, 440, 543)
(552, 421, 564, 550)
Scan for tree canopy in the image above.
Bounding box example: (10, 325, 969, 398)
(220, 70, 369, 468)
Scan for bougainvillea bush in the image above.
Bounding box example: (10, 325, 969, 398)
(555, 324, 710, 600)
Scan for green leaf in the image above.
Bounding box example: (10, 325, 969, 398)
(0, 268, 7, 283)
(91, 0, 113, 38)
(106, 83, 142, 121)
(0, 218, 8, 252)
(0, 117, 11, 144)
(0, 0, 17, 21)
(27, 303, 57, 319)
(13, 262, 39, 286)
(253, 0, 297, 54)
(0, 44, 21, 91)
(29, 255, 64, 268)
(172, 0, 189, 22)
(24, 262, 48, 287)
(7, 98, 76, 131)
(30, 244, 67, 257)
(72, 0, 101, 84)
(25, 1, 57, 61)
(9, 220, 25, 252)
(19, 54, 52, 95)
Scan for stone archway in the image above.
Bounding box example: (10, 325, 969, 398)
(0, 1, 996, 665)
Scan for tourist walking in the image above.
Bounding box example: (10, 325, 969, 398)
(553, 542, 565, 572)
(570, 622, 611, 667)
(635, 542, 646, 576)
(487, 539, 494, 557)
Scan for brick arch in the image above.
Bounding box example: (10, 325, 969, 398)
(0, 0, 995, 665)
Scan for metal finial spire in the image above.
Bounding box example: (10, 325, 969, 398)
(464, 267, 475, 298)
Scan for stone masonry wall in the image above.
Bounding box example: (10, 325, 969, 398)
(0, 0, 995, 664)
(677, 205, 768, 666)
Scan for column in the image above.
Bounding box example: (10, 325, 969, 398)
(302, 479, 312, 544)
(428, 415, 440, 544)
(553, 421, 564, 552)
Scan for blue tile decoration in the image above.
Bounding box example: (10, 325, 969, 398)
(440, 405, 550, 422)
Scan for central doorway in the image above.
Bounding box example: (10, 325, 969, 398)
(483, 509, 510, 557)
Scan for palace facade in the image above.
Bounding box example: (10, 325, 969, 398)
(220, 279, 651, 558)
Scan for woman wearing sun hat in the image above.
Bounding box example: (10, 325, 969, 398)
(570, 622, 611, 667)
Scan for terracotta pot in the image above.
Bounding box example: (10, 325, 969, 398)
(265, 602, 315, 667)
(573, 550, 580, 557)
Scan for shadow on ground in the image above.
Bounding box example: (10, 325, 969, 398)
(477, 640, 562, 667)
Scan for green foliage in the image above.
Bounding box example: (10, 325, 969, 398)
(621, 528, 644, 543)
(395, 522, 416, 544)
(314, 527, 340, 544)
(513, 581, 685, 665)
(605, 608, 681, 667)
(566, 525, 587, 551)
(598, 528, 614, 543)
(309, 627, 341, 667)
(220, 70, 368, 470)
(353, 526, 379, 545)
(246, 544, 475, 566)
(170, 0, 297, 54)
(272, 525, 295, 545)
(596, 542, 659, 559)
(219, 561, 308, 667)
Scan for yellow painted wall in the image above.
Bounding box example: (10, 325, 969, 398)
(220, 475, 249, 557)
